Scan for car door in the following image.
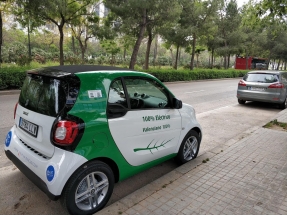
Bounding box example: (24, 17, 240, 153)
(107, 77, 182, 166)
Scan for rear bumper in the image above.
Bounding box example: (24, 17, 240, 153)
(4, 126, 88, 198)
(5, 150, 59, 200)
(237, 90, 285, 104)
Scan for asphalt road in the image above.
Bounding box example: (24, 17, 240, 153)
(0, 79, 281, 214)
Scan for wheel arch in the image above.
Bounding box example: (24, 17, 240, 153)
(191, 127, 202, 142)
(92, 157, 120, 183)
(60, 157, 120, 197)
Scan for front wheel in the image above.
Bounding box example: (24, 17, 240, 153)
(176, 130, 200, 164)
(61, 161, 114, 215)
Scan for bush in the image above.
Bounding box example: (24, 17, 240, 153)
(0, 64, 248, 90)
(0, 66, 29, 89)
(142, 68, 248, 82)
(0, 62, 58, 90)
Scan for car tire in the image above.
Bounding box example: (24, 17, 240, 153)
(279, 97, 287, 109)
(61, 161, 114, 215)
(238, 99, 246, 104)
(176, 130, 200, 164)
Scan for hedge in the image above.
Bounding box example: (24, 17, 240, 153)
(143, 68, 248, 82)
(0, 65, 248, 90)
(0, 66, 31, 90)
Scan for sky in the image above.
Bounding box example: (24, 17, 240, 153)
(237, 0, 248, 8)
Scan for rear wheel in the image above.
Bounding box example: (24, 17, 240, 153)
(61, 161, 114, 215)
(176, 130, 200, 164)
(238, 99, 246, 104)
(279, 97, 287, 109)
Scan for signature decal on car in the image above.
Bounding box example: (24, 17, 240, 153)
(134, 138, 174, 154)
(142, 114, 170, 122)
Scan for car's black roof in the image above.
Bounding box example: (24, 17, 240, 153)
(48, 65, 129, 73)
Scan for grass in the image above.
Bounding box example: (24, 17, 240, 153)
(263, 119, 287, 130)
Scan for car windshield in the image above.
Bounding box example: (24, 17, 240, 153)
(19, 74, 78, 117)
(243, 73, 279, 83)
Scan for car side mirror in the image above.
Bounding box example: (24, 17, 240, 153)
(173, 98, 182, 109)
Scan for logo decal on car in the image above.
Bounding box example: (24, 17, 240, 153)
(46, 165, 55, 182)
(134, 138, 174, 154)
(5, 131, 12, 147)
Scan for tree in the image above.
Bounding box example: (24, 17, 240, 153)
(0, 0, 14, 64)
(105, 0, 180, 70)
(143, 0, 181, 70)
(180, 0, 220, 70)
(257, 0, 287, 19)
(14, 0, 44, 59)
(161, 25, 190, 69)
(26, 0, 98, 65)
(216, 0, 241, 69)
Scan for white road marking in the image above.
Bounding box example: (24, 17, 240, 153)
(197, 105, 232, 117)
(185, 90, 205, 93)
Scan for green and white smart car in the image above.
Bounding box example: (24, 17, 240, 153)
(4, 65, 202, 215)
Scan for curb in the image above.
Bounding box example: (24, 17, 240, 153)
(97, 108, 287, 215)
(0, 90, 21, 96)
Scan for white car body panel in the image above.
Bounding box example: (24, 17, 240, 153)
(15, 104, 56, 158)
(5, 126, 88, 196)
(177, 103, 202, 151)
(108, 109, 182, 166)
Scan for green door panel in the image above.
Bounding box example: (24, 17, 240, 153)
(67, 71, 176, 181)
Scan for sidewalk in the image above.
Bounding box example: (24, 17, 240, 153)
(98, 110, 287, 215)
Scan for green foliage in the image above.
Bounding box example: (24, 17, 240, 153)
(143, 68, 248, 82)
(0, 64, 247, 90)
(0, 66, 29, 89)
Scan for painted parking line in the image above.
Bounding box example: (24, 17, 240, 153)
(185, 90, 205, 93)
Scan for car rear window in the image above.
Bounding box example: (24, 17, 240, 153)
(243, 73, 279, 83)
(19, 74, 79, 117)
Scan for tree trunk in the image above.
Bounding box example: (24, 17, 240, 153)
(174, 44, 179, 70)
(28, 23, 31, 59)
(0, 11, 3, 64)
(284, 61, 286, 70)
(211, 48, 214, 68)
(190, 33, 196, 70)
(153, 34, 158, 66)
(72, 36, 76, 54)
(178, 47, 181, 63)
(58, 25, 64, 65)
(144, 29, 153, 70)
(227, 54, 230, 68)
(277, 59, 281, 70)
(170, 48, 173, 66)
(123, 48, 126, 61)
(129, 9, 147, 70)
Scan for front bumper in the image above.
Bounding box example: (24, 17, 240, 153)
(4, 126, 88, 199)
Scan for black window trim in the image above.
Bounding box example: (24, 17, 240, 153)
(107, 76, 175, 119)
(122, 76, 173, 111)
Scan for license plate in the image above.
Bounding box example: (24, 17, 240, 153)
(248, 87, 266, 91)
(19, 117, 38, 137)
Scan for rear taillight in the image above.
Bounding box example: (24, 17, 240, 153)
(268, 83, 284, 88)
(53, 121, 79, 145)
(14, 102, 18, 119)
(238, 80, 246, 86)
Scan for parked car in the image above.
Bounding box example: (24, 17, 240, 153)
(237, 70, 287, 109)
(4, 65, 202, 215)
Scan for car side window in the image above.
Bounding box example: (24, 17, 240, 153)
(107, 79, 128, 119)
(124, 77, 170, 109)
(108, 79, 128, 108)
